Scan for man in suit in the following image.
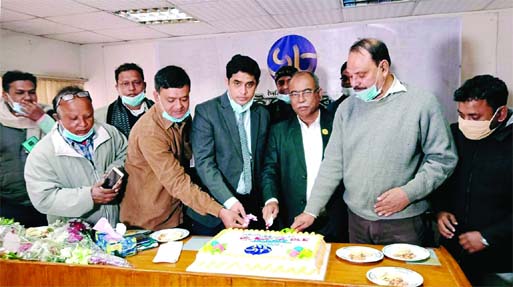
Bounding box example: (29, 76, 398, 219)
(191, 54, 270, 234)
(261, 71, 347, 242)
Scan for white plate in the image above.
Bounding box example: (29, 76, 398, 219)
(336, 246, 384, 263)
(150, 228, 189, 243)
(382, 243, 430, 262)
(367, 267, 423, 287)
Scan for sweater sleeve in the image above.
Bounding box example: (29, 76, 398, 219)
(401, 94, 458, 202)
(304, 109, 344, 216)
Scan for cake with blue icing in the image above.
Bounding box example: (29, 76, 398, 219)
(187, 228, 328, 280)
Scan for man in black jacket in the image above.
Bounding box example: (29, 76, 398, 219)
(435, 74, 512, 286)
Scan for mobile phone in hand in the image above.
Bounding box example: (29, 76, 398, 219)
(101, 167, 124, 189)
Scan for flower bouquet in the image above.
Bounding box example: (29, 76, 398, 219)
(0, 217, 131, 267)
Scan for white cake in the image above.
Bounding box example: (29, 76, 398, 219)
(187, 228, 330, 280)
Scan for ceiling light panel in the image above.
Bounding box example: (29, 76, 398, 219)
(413, 0, 493, 15)
(45, 31, 123, 44)
(257, 0, 341, 15)
(1, 0, 98, 17)
(209, 15, 280, 32)
(96, 26, 170, 40)
(178, 0, 269, 21)
(343, 1, 416, 22)
(273, 10, 344, 27)
(74, 0, 174, 11)
(114, 7, 197, 25)
(485, 0, 513, 9)
(0, 9, 36, 22)
(1, 18, 82, 35)
(48, 11, 140, 30)
(150, 21, 219, 36)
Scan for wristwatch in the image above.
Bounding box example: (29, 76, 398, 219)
(481, 237, 490, 247)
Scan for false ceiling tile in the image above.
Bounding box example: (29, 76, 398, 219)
(178, 0, 269, 21)
(96, 26, 169, 40)
(209, 15, 280, 32)
(48, 11, 140, 30)
(413, 0, 493, 15)
(273, 9, 344, 27)
(74, 0, 175, 11)
(485, 0, 513, 9)
(150, 21, 219, 36)
(1, 18, 82, 35)
(0, 8, 36, 22)
(1, 0, 98, 17)
(256, 0, 341, 15)
(343, 1, 416, 22)
(45, 31, 123, 44)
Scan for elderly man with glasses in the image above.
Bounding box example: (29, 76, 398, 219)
(24, 86, 128, 226)
(261, 71, 347, 242)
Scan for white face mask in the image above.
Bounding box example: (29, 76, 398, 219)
(458, 107, 503, 140)
(5, 94, 28, 115)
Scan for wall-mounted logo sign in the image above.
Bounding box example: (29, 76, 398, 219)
(267, 34, 317, 79)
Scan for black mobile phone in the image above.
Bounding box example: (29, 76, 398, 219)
(101, 167, 124, 189)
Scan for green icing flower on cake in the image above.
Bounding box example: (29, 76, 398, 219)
(280, 228, 297, 234)
(288, 246, 313, 259)
(203, 240, 226, 254)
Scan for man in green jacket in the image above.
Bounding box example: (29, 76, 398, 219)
(25, 86, 127, 226)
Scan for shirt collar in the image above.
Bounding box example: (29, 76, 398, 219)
(372, 74, 407, 102)
(297, 110, 321, 129)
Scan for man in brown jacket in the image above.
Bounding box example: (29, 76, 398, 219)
(120, 65, 245, 231)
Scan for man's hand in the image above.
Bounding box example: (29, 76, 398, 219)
(91, 178, 121, 204)
(459, 231, 487, 253)
(230, 201, 247, 218)
(437, 211, 458, 239)
(262, 201, 279, 228)
(19, 101, 45, 121)
(374, 187, 410, 217)
(219, 208, 245, 229)
(291, 212, 315, 232)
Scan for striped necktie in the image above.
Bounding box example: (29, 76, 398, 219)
(237, 111, 252, 194)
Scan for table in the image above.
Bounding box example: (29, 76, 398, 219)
(0, 239, 470, 286)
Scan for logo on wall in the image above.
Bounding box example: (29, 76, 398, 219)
(267, 34, 317, 79)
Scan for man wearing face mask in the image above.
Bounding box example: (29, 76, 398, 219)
(293, 38, 457, 246)
(120, 65, 245, 231)
(191, 54, 270, 234)
(327, 62, 353, 114)
(96, 63, 154, 137)
(24, 86, 127, 226)
(434, 75, 512, 286)
(267, 65, 297, 124)
(1, 70, 55, 227)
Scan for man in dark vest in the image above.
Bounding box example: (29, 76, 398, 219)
(96, 63, 154, 137)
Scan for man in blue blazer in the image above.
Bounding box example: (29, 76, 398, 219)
(261, 71, 347, 242)
(190, 55, 270, 234)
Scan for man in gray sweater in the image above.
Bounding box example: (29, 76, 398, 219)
(292, 38, 458, 246)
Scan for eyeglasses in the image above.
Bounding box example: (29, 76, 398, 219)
(118, 80, 143, 88)
(289, 88, 319, 98)
(55, 91, 91, 107)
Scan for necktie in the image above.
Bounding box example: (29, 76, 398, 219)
(237, 111, 252, 194)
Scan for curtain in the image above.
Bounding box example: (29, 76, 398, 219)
(36, 77, 85, 105)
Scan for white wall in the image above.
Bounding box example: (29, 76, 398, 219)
(0, 29, 81, 78)
(80, 42, 158, 108)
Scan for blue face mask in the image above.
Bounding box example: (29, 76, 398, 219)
(121, 91, 145, 107)
(162, 109, 190, 123)
(229, 95, 254, 114)
(62, 126, 95, 142)
(354, 67, 383, 102)
(276, 94, 291, 104)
